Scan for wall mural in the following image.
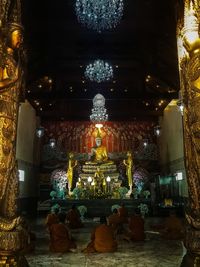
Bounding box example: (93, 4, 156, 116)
(42, 120, 157, 156)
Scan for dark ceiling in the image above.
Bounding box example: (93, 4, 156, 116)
(21, 0, 180, 121)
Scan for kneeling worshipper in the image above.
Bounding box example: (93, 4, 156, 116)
(49, 212, 77, 253)
(82, 216, 117, 253)
(45, 206, 60, 231)
(124, 208, 145, 242)
(161, 210, 184, 240)
(118, 203, 129, 224)
(108, 208, 122, 236)
(66, 204, 83, 229)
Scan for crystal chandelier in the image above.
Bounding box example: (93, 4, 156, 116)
(90, 94, 108, 122)
(85, 60, 113, 83)
(75, 0, 124, 33)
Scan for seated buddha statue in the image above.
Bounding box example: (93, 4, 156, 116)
(85, 131, 113, 165)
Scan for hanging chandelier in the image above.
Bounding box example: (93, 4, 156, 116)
(90, 94, 108, 122)
(75, 0, 124, 33)
(85, 60, 113, 83)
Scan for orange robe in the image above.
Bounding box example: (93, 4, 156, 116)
(108, 213, 121, 234)
(83, 224, 117, 253)
(45, 213, 59, 230)
(129, 215, 145, 241)
(162, 216, 183, 240)
(118, 206, 128, 223)
(49, 223, 76, 252)
(66, 209, 83, 229)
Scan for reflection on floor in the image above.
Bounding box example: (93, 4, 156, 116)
(26, 218, 184, 267)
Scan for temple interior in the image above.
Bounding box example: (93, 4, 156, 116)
(1, 0, 200, 266)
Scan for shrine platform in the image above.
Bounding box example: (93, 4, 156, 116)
(38, 198, 151, 218)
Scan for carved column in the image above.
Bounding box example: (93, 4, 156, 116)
(0, 0, 28, 266)
(177, 1, 200, 266)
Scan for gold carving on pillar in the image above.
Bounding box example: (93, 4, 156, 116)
(177, 0, 200, 265)
(0, 0, 28, 265)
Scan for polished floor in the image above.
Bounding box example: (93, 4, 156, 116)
(26, 218, 184, 267)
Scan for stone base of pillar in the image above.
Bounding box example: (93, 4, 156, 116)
(0, 228, 29, 266)
(180, 253, 200, 267)
(0, 252, 29, 267)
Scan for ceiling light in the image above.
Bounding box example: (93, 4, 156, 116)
(90, 94, 108, 123)
(38, 84, 42, 88)
(36, 126, 45, 138)
(154, 125, 161, 136)
(75, 0, 124, 33)
(49, 138, 56, 148)
(85, 60, 113, 83)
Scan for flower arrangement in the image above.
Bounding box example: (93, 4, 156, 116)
(118, 186, 129, 199)
(51, 203, 61, 213)
(50, 190, 57, 200)
(142, 190, 150, 199)
(111, 204, 120, 212)
(72, 187, 82, 199)
(77, 205, 87, 219)
(50, 169, 68, 199)
(138, 203, 149, 217)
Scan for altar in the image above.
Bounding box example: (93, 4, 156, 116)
(49, 198, 151, 218)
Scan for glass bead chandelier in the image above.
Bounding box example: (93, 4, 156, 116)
(85, 60, 113, 83)
(90, 94, 108, 122)
(75, 0, 124, 33)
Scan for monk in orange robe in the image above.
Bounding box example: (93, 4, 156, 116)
(49, 212, 77, 253)
(128, 208, 145, 241)
(82, 216, 117, 253)
(118, 203, 128, 223)
(66, 204, 83, 229)
(45, 207, 59, 231)
(161, 210, 184, 240)
(108, 209, 122, 236)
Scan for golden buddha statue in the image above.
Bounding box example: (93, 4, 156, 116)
(85, 129, 113, 165)
(67, 152, 77, 194)
(123, 151, 134, 193)
(94, 167, 106, 193)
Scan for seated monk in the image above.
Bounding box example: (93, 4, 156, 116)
(49, 212, 77, 253)
(127, 208, 145, 241)
(66, 204, 83, 229)
(82, 216, 117, 253)
(118, 203, 128, 223)
(108, 208, 122, 236)
(45, 207, 59, 231)
(161, 210, 184, 240)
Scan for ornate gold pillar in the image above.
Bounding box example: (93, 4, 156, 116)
(177, 1, 200, 266)
(0, 0, 28, 266)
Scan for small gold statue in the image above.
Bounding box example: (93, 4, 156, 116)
(94, 167, 106, 193)
(123, 151, 134, 193)
(66, 152, 77, 194)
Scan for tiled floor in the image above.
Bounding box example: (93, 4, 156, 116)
(26, 218, 184, 267)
